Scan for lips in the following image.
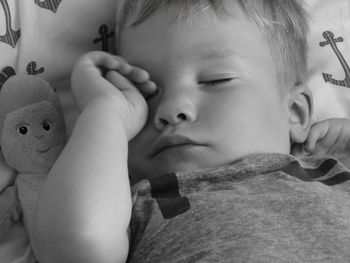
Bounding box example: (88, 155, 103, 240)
(150, 135, 203, 157)
(36, 147, 50, 154)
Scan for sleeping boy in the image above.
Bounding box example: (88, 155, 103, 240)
(32, 0, 350, 262)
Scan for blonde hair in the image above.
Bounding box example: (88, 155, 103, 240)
(115, 0, 309, 88)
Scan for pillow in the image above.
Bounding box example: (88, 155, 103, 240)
(306, 0, 350, 122)
(1, 0, 349, 125)
(0, 0, 117, 134)
(0, 0, 117, 189)
(0, 0, 349, 155)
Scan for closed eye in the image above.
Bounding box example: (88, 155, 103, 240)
(199, 78, 234, 86)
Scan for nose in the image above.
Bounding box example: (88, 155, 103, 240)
(154, 94, 197, 131)
(36, 134, 44, 139)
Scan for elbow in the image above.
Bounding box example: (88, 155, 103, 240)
(33, 219, 129, 263)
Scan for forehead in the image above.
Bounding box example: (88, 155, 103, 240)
(118, 2, 271, 71)
(120, 0, 247, 27)
(5, 102, 59, 125)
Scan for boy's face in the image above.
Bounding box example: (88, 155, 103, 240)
(119, 2, 293, 182)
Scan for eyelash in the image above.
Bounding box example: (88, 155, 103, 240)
(201, 78, 234, 86)
(146, 77, 234, 101)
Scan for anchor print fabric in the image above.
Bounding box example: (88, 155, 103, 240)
(0, 0, 116, 88)
(0, 0, 117, 134)
(1, 0, 350, 123)
(307, 0, 350, 122)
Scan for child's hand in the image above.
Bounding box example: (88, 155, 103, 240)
(303, 118, 350, 166)
(71, 51, 157, 139)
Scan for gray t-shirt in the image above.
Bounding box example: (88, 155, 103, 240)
(128, 153, 350, 263)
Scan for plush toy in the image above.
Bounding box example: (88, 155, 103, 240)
(0, 75, 67, 251)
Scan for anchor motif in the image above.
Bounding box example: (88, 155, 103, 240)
(0, 66, 16, 89)
(93, 24, 115, 52)
(0, 61, 45, 89)
(0, 0, 21, 48)
(34, 0, 62, 13)
(319, 31, 350, 88)
(27, 61, 45, 75)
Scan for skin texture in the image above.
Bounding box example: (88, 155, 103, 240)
(119, 3, 309, 183)
(34, 1, 311, 262)
(293, 118, 350, 167)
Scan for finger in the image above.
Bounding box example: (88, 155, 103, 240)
(290, 142, 308, 158)
(314, 120, 345, 154)
(125, 66, 158, 98)
(127, 66, 151, 83)
(106, 71, 147, 113)
(81, 52, 132, 76)
(105, 70, 136, 92)
(309, 142, 331, 157)
(308, 125, 340, 157)
(106, 68, 157, 98)
(136, 81, 158, 98)
(106, 71, 157, 103)
(304, 121, 330, 153)
(99, 64, 131, 77)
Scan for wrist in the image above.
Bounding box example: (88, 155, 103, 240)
(80, 98, 131, 140)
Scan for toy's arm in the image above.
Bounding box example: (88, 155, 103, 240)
(33, 51, 155, 263)
(0, 152, 16, 192)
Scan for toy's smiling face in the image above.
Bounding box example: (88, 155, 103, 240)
(1, 101, 67, 173)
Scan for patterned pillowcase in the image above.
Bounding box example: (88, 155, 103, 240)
(306, 0, 350, 122)
(0, 0, 349, 124)
(0, 0, 117, 132)
(0, 0, 116, 80)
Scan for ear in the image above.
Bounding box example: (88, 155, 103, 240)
(287, 83, 313, 144)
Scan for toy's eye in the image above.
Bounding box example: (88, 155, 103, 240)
(17, 126, 29, 135)
(42, 121, 52, 131)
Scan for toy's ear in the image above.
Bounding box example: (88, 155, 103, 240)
(0, 75, 61, 137)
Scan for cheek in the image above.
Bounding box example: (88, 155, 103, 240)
(1, 132, 32, 165)
(198, 95, 250, 131)
(202, 94, 289, 143)
(13, 135, 41, 157)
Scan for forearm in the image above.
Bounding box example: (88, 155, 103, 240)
(34, 102, 131, 263)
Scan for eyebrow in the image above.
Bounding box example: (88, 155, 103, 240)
(197, 48, 242, 60)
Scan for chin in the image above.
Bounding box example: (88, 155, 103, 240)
(129, 161, 198, 183)
(160, 163, 200, 175)
(154, 159, 223, 178)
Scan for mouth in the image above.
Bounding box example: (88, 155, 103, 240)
(36, 147, 50, 154)
(150, 135, 204, 157)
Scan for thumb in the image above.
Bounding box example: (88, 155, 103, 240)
(291, 142, 308, 158)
